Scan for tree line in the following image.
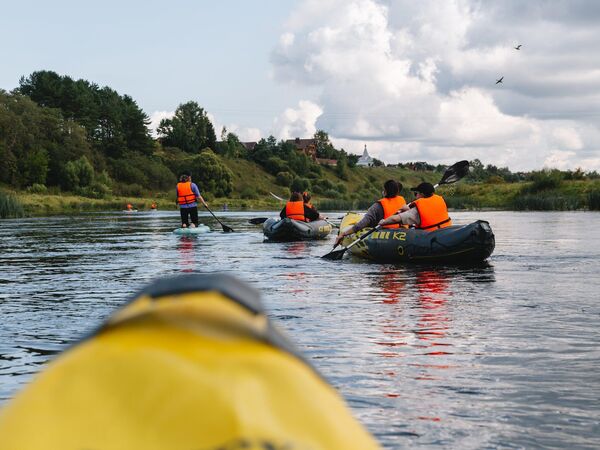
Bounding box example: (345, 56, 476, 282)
(2, 70, 597, 202)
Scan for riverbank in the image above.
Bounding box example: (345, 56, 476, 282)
(3, 177, 600, 218)
(8, 192, 282, 217)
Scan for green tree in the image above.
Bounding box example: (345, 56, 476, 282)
(157, 101, 216, 153)
(181, 150, 233, 197)
(336, 153, 349, 180)
(291, 177, 310, 193)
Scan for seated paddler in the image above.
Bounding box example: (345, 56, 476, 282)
(378, 182, 452, 231)
(335, 179, 406, 246)
(280, 191, 320, 222)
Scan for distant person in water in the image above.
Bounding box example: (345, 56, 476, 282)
(126, 203, 134, 211)
(280, 191, 322, 222)
(150, 202, 157, 210)
(176, 174, 208, 228)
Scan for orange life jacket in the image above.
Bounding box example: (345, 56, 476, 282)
(285, 201, 306, 222)
(177, 182, 197, 205)
(378, 196, 406, 229)
(414, 194, 452, 231)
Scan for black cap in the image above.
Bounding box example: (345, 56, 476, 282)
(410, 182, 435, 196)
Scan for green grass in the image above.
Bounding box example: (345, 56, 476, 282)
(0, 190, 25, 219)
(8, 161, 600, 216)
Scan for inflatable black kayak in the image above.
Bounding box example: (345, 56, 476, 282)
(339, 212, 494, 263)
(0, 274, 380, 450)
(263, 218, 333, 241)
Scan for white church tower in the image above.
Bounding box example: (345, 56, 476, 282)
(356, 144, 374, 167)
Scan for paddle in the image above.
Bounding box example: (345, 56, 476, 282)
(249, 217, 269, 225)
(203, 204, 234, 232)
(322, 226, 381, 260)
(270, 192, 285, 202)
(322, 160, 470, 260)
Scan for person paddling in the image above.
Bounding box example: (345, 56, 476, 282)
(280, 192, 321, 222)
(176, 173, 208, 228)
(335, 180, 405, 246)
(378, 182, 451, 230)
(302, 191, 327, 222)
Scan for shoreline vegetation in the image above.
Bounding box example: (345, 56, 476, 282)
(2, 176, 600, 218)
(2, 70, 600, 219)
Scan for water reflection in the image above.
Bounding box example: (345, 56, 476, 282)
(176, 237, 198, 273)
(414, 270, 451, 356)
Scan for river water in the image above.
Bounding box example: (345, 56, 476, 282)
(1, 210, 599, 449)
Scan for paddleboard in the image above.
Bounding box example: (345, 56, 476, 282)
(173, 225, 211, 235)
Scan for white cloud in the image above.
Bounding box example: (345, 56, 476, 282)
(270, 0, 600, 170)
(272, 100, 323, 140)
(148, 110, 174, 137)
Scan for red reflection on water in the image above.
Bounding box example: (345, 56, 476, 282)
(381, 272, 406, 304)
(415, 270, 451, 350)
(417, 416, 441, 422)
(374, 272, 409, 358)
(283, 271, 308, 294)
(286, 241, 308, 256)
(177, 237, 196, 272)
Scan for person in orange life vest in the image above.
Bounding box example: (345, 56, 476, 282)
(280, 192, 320, 222)
(378, 182, 452, 230)
(126, 203, 133, 211)
(175, 173, 208, 228)
(150, 202, 157, 210)
(335, 180, 406, 246)
(302, 191, 327, 222)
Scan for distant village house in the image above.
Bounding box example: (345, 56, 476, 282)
(286, 138, 337, 166)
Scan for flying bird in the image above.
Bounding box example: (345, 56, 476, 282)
(495, 76, 504, 84)
(514, 44, 522, 50)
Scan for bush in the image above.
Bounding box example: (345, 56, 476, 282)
(27, 183, 48, 194)
(265, 156, 289, 175)
(109, 159, 148, 186)
(77, 181, 112, 199)
(240, 187, 258, 199)
(276, 171, 293, 187)
(184, 150, 233, 197)
(290, 177, 310, 193)
(324, 188, 342, 199)
(485, 175, 505, 184)
(525, 169, 563, 193)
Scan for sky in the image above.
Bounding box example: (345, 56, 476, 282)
(1, 0, 599, 171)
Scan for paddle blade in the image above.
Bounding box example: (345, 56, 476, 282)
(222, 224, 234, 233)
(249, 217, 269, 225)
(321, 248, 347, 260)
(439, 160, 470, 185)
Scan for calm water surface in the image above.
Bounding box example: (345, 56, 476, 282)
(1, 210, 599, 449)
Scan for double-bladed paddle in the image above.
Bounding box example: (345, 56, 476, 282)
(322, 160, 470, 260)
(203, 204, 234, 232)
(249, 217, 269, 225)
